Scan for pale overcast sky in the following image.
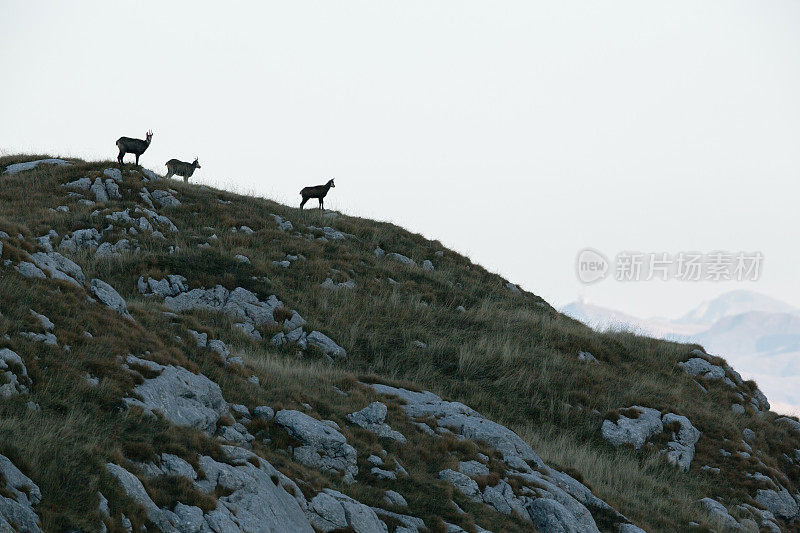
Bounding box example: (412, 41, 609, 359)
(2, 1, 799, 318)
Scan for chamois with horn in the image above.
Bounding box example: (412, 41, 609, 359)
(300, 178, 335, 209)
(116, 130, 153, 166)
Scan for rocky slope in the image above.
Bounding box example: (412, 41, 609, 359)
(0, 155, 798, 532)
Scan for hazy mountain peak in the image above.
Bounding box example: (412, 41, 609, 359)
(678, 290, 796, 324)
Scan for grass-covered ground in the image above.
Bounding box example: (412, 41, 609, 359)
(0, 154, 798, 532)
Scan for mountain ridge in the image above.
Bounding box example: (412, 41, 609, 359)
(0, 154, 799, 532)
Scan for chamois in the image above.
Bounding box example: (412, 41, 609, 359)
(300, 179, 335, 209)
(116, 130, 153, 166)
(166, 157, 201, 182)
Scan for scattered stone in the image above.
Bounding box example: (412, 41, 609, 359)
(308, 226, 348, 241)
(732, 403, 745, 415)
(137, 275, 187, 297)
(234, 322, 263, 341)
(577, 351, 599, 363)
(95, 239, 133, 258)
(387, 252, 415, 266)
(271, 332, 286, 347)
(271, 214, 293, 232)
(306, 331, 346, 359)
(63, 177, 92, 191)
(412, 340, 427, 349)
(151, 189, 180, 208)
(320, 278, 356, 290)
(422, 260, 434, 271)
(60, 227, 102, 252)
(234, 254, 250, 264)
(20, 331, 58, 346)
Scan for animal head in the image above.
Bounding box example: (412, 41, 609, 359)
(145, 130, 153, 144)
(327, 178, 335, 188)
(193, 157, 201, 168)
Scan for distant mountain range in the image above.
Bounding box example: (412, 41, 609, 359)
(562, 290, 800, 416)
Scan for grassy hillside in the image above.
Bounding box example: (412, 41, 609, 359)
(0, 154, 798, 532)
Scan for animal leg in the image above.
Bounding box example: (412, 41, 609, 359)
(135, 154, 140, 166)
(184, 176, 188, 183)
(117, 151, 124, 165)
(300, 197, 308, 209)
(319, 198, 324, 210)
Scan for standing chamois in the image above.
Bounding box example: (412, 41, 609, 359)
(300, 179, 335, 209)
(116, 130, 153, 166)
(166, 157, 201, 182)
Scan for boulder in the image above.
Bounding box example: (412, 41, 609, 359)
(306, 331, 346, 359)
(90, 279, 131, 318)
(458, 460, 490, 478)
(63, 177, 92, 191)
(662, 413, 701, 471)
(601, 407, 663, 449)
(438, 469, 482, 502)
(274, 410, 358, 482)
(307, 489, 388, 532)
(755, 488, 799, 521)
(103, 168, 122, 181)
(123, 356, 230, 433)
(526, 498, 579, 533)
(678, 358, 726, 381)
(14, 261, 45, 279)
(383, 490, 408, 508)
(698, 498, 741, 531)
(387, 252, 415, 266)
(29, 251, 85, 286)
(346, 402, 406, 442)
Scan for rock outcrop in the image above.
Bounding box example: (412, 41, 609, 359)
(274, 409, 358, 483)
(0, 454, 43, 532)
(602, 407, 701, 471)
(164, 285, 281, 327)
